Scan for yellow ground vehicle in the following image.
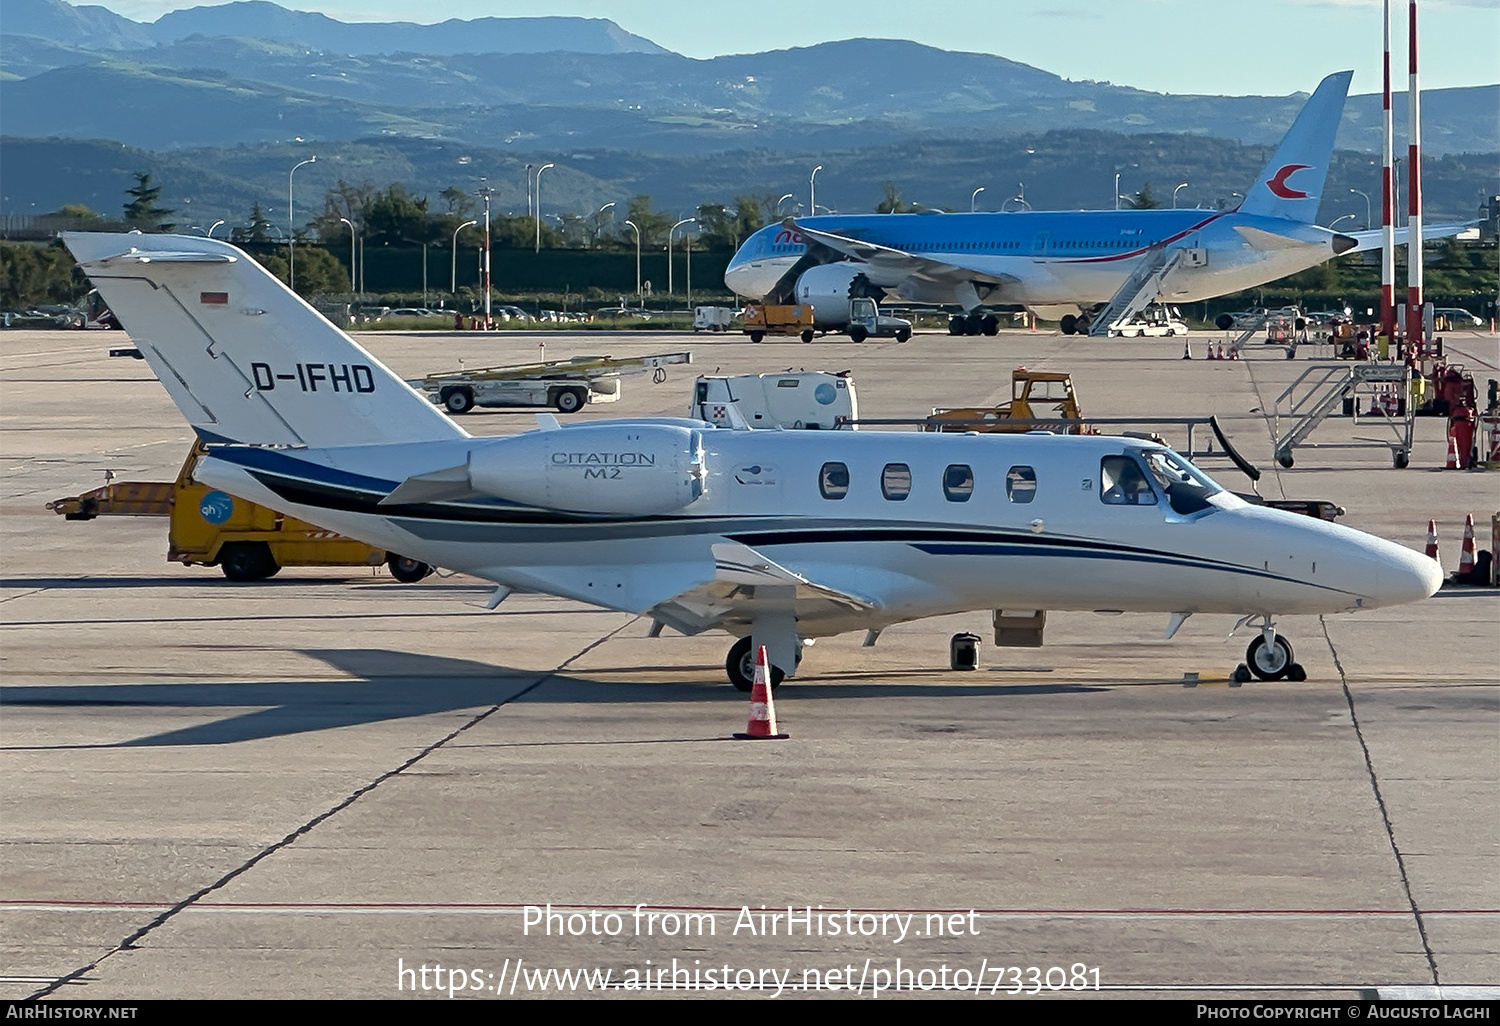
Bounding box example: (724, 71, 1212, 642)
(742, 303, 816, 343)
(925, 367, 1088, 432)
(47, 444, 433, 583)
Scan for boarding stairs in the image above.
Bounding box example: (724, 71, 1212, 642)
(1271, 363, 1414, 468)
(1226, 314, 1271, 357)
(1087, 246, 1184, 337)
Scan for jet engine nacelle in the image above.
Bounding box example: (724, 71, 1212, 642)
(467, 423, 707, 516)
(794, 263, 879, 327)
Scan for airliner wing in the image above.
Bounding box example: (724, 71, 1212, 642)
(787, 218, 1018, 290)
(1345, 221, 1478, 252)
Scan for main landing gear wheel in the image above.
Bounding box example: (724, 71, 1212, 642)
(948, 316, 966, 336)
(1059, 314, 1078, 335)
(725, 636, 787, 692)
(981, 314, 999, 336)
(1246, 633, 1304, 681)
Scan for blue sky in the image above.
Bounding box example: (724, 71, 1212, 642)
(90, 0, 1498, 96)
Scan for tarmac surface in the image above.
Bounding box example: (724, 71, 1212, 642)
(2, 325, 1497, 1000)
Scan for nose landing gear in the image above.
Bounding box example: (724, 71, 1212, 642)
(1232, 616, 1307, 683)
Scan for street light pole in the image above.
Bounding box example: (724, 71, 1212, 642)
(1114, 172, 1121, 211)
(668, 218, 694, 301)
(1351, 188, 1372, 229)
(451, 219, 476, 294)
(775, 193, 794, 218)
(1172, 182, 1189, 208)
(624, 219, 641, 307)
(208, 219, 226, 238)
(534, 163, 554, 253)
(480, 179, 493, 328)
(338, 217, 357, 298)
(288, 155, 316, 291)
(594, 201, 615, 248)
(971, 187, 985, 212)
(525, 164, 534, 221)
(809, 165, 822, 218)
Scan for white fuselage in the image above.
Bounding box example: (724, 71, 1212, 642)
(194, 426, 1440, 640)
(724, 210, 1350, 314)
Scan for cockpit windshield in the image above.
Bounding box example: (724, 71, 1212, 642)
(1141, 448, 1223, 516)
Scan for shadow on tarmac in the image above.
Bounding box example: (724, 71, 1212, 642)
(0, 647, 1113, 749)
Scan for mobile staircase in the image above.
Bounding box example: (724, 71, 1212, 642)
(1087, 246, 1184, 336)
(1272, 363, 1414, 468)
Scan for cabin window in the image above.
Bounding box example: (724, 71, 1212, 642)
(882, 463, 912, 501)
(1006, 465, 1037, 503)
(942, 464, 974, 502)
(820, 461, 850, 500)
(1099, 455, 1157, 505)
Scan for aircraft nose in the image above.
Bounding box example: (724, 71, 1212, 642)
(1373, 541, 1444, 607)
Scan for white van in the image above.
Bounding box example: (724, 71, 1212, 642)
(693, 306, 736, 331)
(692, 371, 857, 430)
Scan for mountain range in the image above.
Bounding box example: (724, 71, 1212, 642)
(1, 0, 1494, 224)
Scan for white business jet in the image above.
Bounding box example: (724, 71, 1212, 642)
(64, 231, 1440, 688)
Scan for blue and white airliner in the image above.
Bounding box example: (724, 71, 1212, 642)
(725, 71, 1460, 337)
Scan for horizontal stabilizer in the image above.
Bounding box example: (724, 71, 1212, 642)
(1345, 221, 1479, 253)
(90, 248, 238, 266)
(1233, 225, 1322, 252)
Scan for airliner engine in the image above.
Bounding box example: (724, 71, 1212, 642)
(793, 264, 885, 327)
(467, 423, 707, 516)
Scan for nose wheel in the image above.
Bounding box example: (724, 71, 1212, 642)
(1238, 631, 1307, 682)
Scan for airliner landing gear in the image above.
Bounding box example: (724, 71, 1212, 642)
(1234, 618, 1307, 682)
(948, 312, 1000, 336)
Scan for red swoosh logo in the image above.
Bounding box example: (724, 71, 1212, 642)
(1267, 164, 1312, 199)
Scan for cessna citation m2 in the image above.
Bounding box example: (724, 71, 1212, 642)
(726, 71, 1455, 338)
(64, 231, 1440, 689)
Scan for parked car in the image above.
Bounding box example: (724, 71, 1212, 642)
(494, 305, 533, 322)
(1434, 307, 1483, 328)
(389, 308, 448, 319)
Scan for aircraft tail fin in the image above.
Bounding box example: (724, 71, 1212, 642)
(1238, 71, 1352, 223)
(63, 232, 467, 448)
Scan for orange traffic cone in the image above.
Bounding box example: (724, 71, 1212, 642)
(734, 645, 789, 740)
(1446, 435, 1460, 470)
(1458, 513, 1477, 579)
(1425, 518, 1440, 563)
(1228, 343, 1239, 361)
(1205, 340, 1215, 360)
(1181, 338, 1192, 360)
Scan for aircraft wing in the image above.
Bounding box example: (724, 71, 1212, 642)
(787, 218, 1019, 292)
(1345, 221, 1479, 252)
(645, 541, 886, 637)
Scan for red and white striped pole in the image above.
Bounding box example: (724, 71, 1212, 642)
(1380, 0, 1396, 347)
(1405, 0, 1424, 352)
